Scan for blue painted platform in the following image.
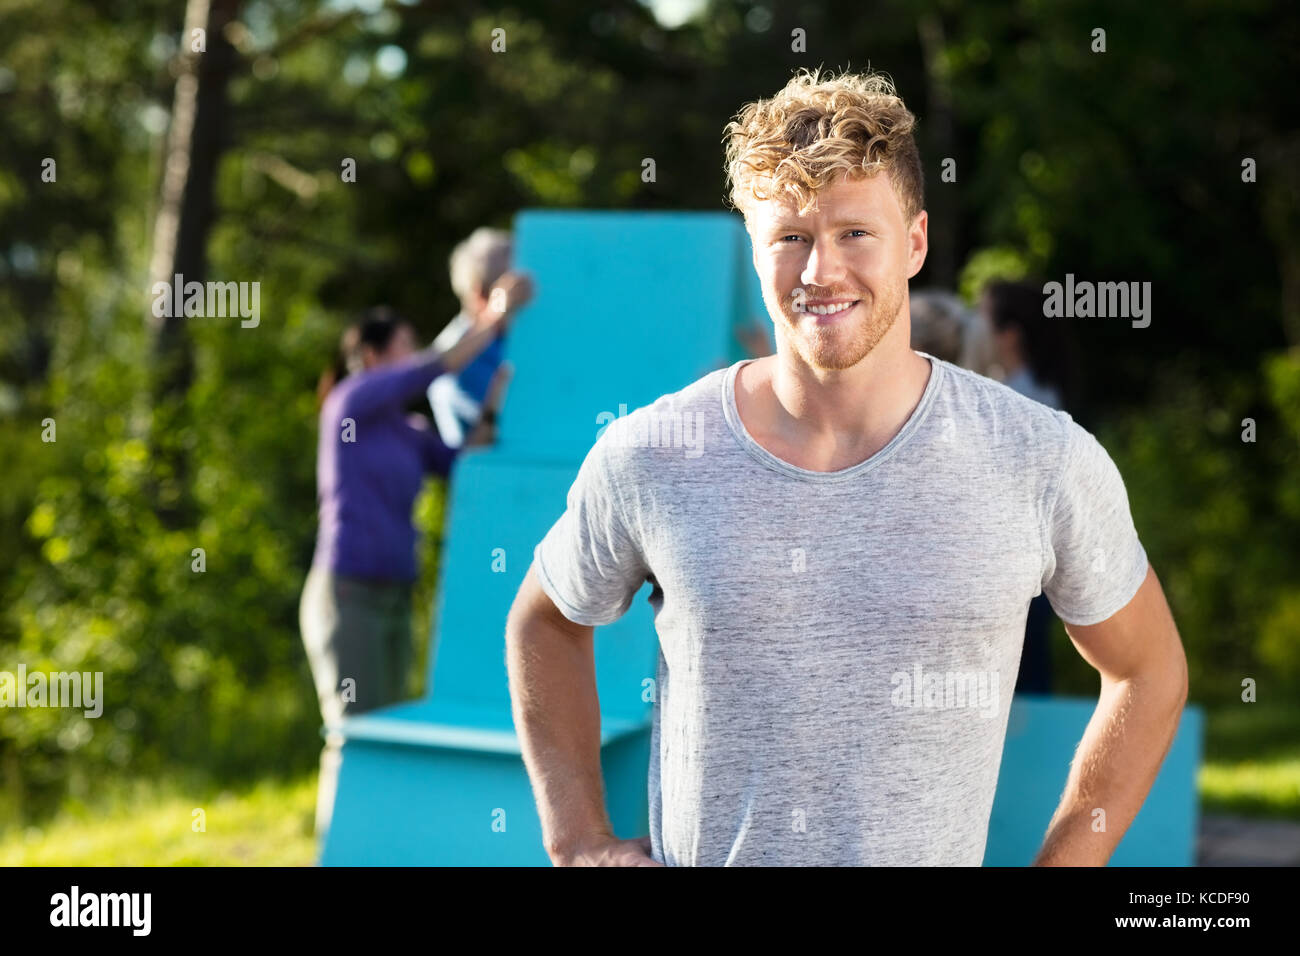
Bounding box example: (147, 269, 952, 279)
(320, 210, 758, 866)
(984, 695, 1202, 866)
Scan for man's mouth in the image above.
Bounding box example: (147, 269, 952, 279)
(800, 299, 861, 320)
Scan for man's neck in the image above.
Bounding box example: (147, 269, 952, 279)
(735, 322, 933, 472)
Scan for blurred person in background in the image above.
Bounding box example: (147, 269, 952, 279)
(980, 280, 1079, 411)
(428, 227, 517, 449)
(303, 280, 529, 842)
(908, 288, 998, 373)
(979, 279, 1080, 694)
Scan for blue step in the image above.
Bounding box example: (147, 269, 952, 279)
(423, 452, 659, 722)
(497, 209, 766, 460)
(321, 210, 750, 865)
(320, 696, 652, 866)
(984, 696, 1203, 866)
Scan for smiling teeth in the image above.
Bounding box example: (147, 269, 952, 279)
(806, 301, 855, 315)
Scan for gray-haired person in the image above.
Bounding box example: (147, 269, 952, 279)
(427, 228, 525, 448)
(909, 288, 998, 374)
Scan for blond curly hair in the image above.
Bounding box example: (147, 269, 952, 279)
(723, 68, 924, 225)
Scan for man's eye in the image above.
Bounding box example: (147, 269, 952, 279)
(847, 230, 871, 238)
(779, 235, 803, 242)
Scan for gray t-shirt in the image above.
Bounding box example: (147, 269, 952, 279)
(533, 352, 1148, 866)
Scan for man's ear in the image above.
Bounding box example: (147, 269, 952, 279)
(906, 210, 929, 280)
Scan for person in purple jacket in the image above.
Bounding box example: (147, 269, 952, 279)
(302, 274, 531, 841)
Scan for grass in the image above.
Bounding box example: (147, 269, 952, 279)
(1200, 759, 1300, 818)
(1198, 699, 1300, 819)
(0, 700, 1295, 865)
(0, 772, 318, 866)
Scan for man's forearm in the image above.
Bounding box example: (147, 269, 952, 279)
(1033, 674, 1186, 865)
(506, 617, 612, 863)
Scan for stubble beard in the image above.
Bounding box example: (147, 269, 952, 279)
(776, 277, 907, 372)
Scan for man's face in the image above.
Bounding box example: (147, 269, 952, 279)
(747, 171, 927, 371)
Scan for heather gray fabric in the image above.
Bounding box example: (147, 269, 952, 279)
(532, 352, 1148, 866)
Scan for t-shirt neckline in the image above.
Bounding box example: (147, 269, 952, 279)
(721, 351, 944, 482)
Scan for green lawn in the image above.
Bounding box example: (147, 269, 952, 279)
(1200, 759, 1300, 818)
(0, 701, 1295, 865)
(1198, 700, 1300, 819)
(0, 773, 318, 866)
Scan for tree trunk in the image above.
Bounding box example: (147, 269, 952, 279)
(917, 13, 957, 291)
(147, 0, 240, 523)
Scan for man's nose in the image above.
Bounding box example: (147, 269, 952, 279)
(800, 238, 846, 289)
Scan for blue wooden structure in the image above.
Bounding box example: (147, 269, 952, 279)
(984, 696, 1203, 865)
(320, 210, 766, 865)
(319, 209, 1202, 866)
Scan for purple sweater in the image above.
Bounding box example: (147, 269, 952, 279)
(312, 353, 457, 582)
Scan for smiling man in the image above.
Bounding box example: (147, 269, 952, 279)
(506, 68, 1188, 866)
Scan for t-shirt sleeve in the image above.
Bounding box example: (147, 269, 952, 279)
(338, 352, 445, 422)
(532, 437, 649, 627)
(1040, 416, 1149, 626)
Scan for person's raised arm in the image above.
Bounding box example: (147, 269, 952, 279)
(506, 563, 661, 867)
(439, 271, 533, 374)
(337, 351, 453, 422)
(338, 271, 532, 422)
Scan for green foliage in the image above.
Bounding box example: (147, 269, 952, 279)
(5, 294, 331, 806)
(957, 245, 1031, 303)
(1092, 349, 1300, 706)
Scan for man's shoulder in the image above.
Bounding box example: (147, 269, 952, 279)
(603, 362, 729, 423)
(929, 355, 1077, 459)
(589, 363, 731, 472)
(657, 361, 732, 408)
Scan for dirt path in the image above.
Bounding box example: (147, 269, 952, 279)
(1198, 814, 1300, 866)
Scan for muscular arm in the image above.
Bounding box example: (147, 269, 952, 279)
(1032, 564, 1189, 865)
(506, 563, 660, 866)
(506, 564, 613, 862)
